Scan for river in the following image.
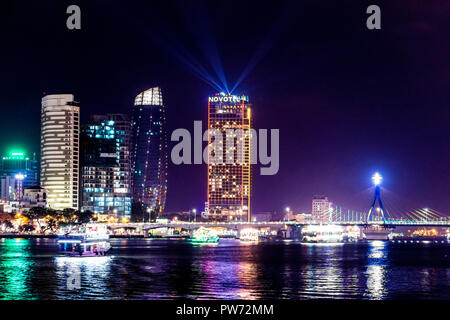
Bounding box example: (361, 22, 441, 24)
(0, 238, 448, 299)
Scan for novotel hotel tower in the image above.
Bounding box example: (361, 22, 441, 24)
(205, 93, 252, 221)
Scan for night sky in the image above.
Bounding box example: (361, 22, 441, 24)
(0, 0, 449, 215)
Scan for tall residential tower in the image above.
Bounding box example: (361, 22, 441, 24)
(205, 93, 252, 221)
(40, 94, 80, 209)
(132, 87, 168, 217)
(80, 114, 133, 218)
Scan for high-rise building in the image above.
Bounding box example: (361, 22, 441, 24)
(312, 195, 330, 223)
(132, 87, 168, 216)
(80, 114, 132, 218)
(40, 94, 80, 210)
(205, 93, 252, 221)
(0, 175, 18, 201)
(0, 151, 39, 193)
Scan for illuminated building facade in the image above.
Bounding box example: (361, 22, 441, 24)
(80, 114, 132, 218)
(205, 93, 252, 221)
(0, 151, 39, 197)
(40, 94, 80, 209)
(312, 195, 330, 223)
(0, 176, 18, 201)
(132, 87, 168, 216)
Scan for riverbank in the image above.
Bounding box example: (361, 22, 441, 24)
(0, 233, 58, 239)
(0, 234, 145, 239)
(110, 234, 144, 238)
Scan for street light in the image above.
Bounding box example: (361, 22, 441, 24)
(15, 173, 26, 180)
(192, 208, 197, 223)
(285, 207, 290, 221)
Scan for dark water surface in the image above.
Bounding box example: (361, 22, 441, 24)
(0, 238, 448, 300)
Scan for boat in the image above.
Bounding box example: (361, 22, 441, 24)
(363, 225, 392, 240)
(239, 228, 259, 242)
(57, 223, 111, 256)
(147, 226, 190, 239)
(190, 227, 220, 243)
(301, 225, 344, 243)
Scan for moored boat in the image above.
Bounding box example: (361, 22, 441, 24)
(301, 225, 344, 243)
(57, 223, 111, 256)
(190, 227, 219, 243)
(239, 228, 259, 242)
(363, 225, 392, 241)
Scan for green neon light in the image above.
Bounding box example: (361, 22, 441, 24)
(4, 149, 27, 160)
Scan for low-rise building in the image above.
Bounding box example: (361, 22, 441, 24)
(22, 186, 47, 207)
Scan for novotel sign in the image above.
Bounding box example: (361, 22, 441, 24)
(208, 94, 249, 104)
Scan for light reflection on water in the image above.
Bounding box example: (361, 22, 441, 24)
(237, 261, 259, 300)
(0, 239, 35, 299)
(54, 256, 113, 299)
(0, 238, 448, 300)
(300, 243, 349, 298)
(365, 241, 388, 300)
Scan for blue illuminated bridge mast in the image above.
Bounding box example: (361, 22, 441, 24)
(367, 172, 387, 223)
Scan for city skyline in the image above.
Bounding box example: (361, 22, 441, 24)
(0, 0, 449, 305)
(5, 86, 447, 218)
(0, 1, 449, 215)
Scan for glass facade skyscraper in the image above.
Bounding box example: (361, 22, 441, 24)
(80, 114, 132, 218)
(132, 87, 168, 216)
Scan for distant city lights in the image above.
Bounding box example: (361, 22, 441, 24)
(14, 173, 26, 180)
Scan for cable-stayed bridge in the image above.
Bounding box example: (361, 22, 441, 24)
(110, 173, 449, 231)
(109, 215, 450, 231)
(325, 203, 449, 226)
(325, 173, 448, 226)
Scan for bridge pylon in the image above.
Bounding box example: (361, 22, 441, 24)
(367, 172, 387, 223)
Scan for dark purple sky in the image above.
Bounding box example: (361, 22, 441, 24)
(0, 0, 449, 215)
